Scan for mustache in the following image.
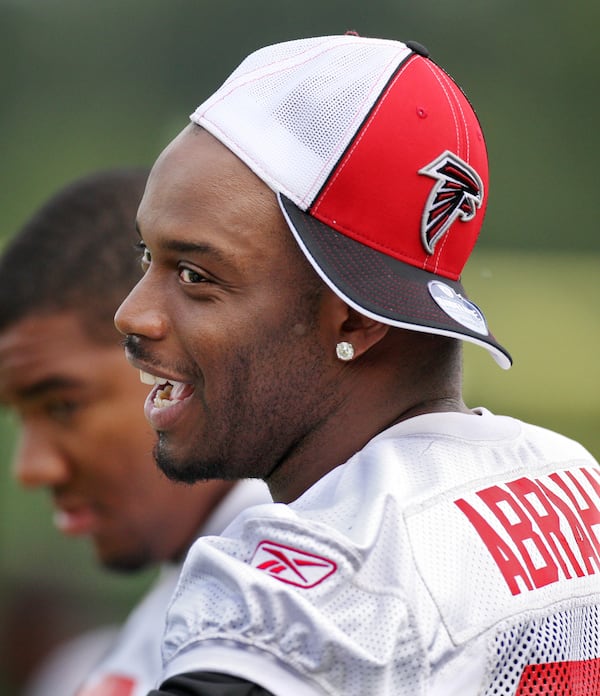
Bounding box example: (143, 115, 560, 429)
(121, 335, 199, 382)
(121, 334, 154, 363)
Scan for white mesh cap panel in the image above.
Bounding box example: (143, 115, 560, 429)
(190, 35, 411, 208)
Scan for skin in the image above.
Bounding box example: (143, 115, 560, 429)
(115, 125, 471, 503)
(0, 311, 234, 571)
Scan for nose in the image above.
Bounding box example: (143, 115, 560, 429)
(12, 424, 69, 489)
(114, 276, 169, 341)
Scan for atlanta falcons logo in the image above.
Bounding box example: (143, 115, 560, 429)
(419, 151, 484, 255)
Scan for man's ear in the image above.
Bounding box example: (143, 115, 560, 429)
(339, 306, 389, 359)
(321, 292, 389, 359)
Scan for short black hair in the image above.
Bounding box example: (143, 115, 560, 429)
(0, 168, 149, 344)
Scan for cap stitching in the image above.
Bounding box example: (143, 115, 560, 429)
(436, 65, 470, 162)
(304, 56, 405, 208)
(312, 57, 468, 272)
(429, 210, 452, 275)
(423, 61, 461, 155)
(198, 38, 406, 212)
(309, 54, 410, 212)
(200, 37, 342, 116)
(312, 57, 413, 221)
(424, 67, 477, 276)
(199, 42, 369, 206)
(420, 62, 461, 274)
(199, 118, 298, 204)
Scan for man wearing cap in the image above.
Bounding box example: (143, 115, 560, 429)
(115, 35, 600, 695)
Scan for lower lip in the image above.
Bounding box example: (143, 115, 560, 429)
(144, 389, 196, 431)
(54, 507, 98, 536)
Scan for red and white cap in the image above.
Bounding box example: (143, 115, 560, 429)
(190, 34, 511, 368)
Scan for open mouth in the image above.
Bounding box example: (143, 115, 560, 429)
(139, 370, 194, 409)
(53, 503, 98, 537)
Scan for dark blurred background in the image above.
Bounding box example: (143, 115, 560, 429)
(1, 1, 598, 694)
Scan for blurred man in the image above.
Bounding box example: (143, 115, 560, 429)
(0, 169, 270, 696)
(116, 36, 600, 695)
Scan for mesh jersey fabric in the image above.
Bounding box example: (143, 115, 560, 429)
(160, 409, 600, 696)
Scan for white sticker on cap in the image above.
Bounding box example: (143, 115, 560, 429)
(428, 281, 489, 335)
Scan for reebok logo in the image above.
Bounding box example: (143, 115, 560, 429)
(251, 540, 337, 588)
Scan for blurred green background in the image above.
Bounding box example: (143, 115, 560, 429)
(0, 1, 598, 694)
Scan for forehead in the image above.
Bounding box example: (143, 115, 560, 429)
(138, 125, 293, 264)
(0, 313, 119, 403)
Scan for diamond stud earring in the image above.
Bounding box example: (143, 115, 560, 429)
(336, 341, 355, 361)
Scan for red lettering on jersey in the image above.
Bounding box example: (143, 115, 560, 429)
(582, 466, 600, 495)
(76, 675, 135, 696)
(455, 466, 600, 595)
(478, 483, 558, 589)
(506, 477, 583, 580)
(515, 657, 600, 695)
(559, 469, 600, 554)
(454, 498, 532, 595)
(536, 478, 600, 575)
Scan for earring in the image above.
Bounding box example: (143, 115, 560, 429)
(336, 341, 355, 361)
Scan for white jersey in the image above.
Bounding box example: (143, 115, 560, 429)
(75, 478, 271, 696)
(160, 409, 600, 695)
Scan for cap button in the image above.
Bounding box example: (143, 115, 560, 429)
(406, 40, 430, 58)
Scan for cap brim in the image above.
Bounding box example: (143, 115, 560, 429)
(278, 193, 512, 369)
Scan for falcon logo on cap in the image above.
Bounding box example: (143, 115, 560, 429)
(419, 151, 484, 255)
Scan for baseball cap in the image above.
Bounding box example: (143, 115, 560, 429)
(190, 34, 512, 369)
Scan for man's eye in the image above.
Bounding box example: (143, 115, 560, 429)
(179, 267, 205, 284)
(45, 400, 79, 423)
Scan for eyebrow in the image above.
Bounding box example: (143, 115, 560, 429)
(17, 376, 85, 401)
(162, 239, 227, 260)
(135, 221, 230, 264)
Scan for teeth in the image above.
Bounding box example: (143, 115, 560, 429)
(154, 384, 173, 408)
(154, 397, 174, 409)
(139, 370, 181, 409)
(156, 384, 173, 400)
(139, 370, 190, 408)
(139, 370, 162, 385)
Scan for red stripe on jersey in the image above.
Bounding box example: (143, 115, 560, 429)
(76, 674, 135, 696)
(516, 658, 600, 695)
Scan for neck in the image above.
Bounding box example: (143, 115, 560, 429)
(266, 391, 468, 504)
(266, 332, 468, 503)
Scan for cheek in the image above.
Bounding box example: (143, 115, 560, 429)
(79, 397, 154, 458)
(292, 322, 311, 337)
